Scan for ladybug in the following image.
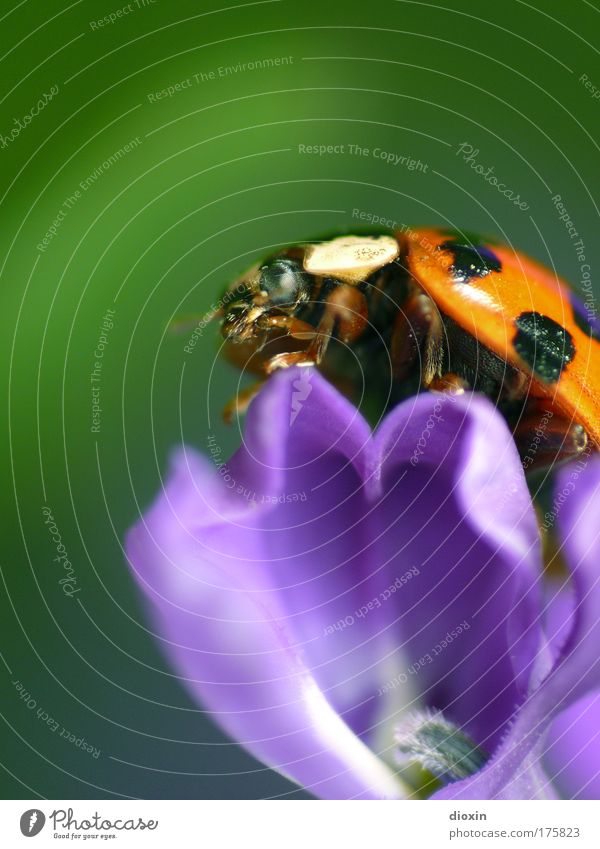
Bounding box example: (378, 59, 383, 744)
(205, 230, 599, 469)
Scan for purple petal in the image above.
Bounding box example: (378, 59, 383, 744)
(125, 365, 554, 800)
(569, 291, 600, 340)
(371, 390, 542, 752)
(126, 369, 402, 799)
(434, 457, 600, 799)
(544, 690, 600, 798)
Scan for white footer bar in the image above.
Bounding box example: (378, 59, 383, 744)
(1, 800, 598, 848)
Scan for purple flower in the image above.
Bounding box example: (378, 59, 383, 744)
(125, 368, 600, 799)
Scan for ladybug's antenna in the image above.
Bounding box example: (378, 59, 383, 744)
(167, 305, 223, 335)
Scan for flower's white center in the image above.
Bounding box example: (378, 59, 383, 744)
(394, 709, 488, 783)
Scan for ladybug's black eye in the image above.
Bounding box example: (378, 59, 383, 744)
(259, 258, 311, 307)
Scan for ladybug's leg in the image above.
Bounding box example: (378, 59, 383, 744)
(391, 284, 443, 385)
(264, 312, 335, 372)
(256, 313, 317, 340)
(221, 315, 316, 419)
(428, 372, 469, 394)
(264, 284, 368, 373)
(513, 400, 588, 471)
(222, 379, 267, 424)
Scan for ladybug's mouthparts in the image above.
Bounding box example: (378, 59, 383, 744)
(221, 302, 268, 343)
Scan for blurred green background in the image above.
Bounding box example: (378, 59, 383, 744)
(1, 0, 599, 799)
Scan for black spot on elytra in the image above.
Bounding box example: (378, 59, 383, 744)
(438, 241, 502, 282)
(570, 292, 600, 343)
(513, 311, 575, 383)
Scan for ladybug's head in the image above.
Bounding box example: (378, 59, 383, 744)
(220, 256, 312, 343)
(219, 235, 400, 345)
